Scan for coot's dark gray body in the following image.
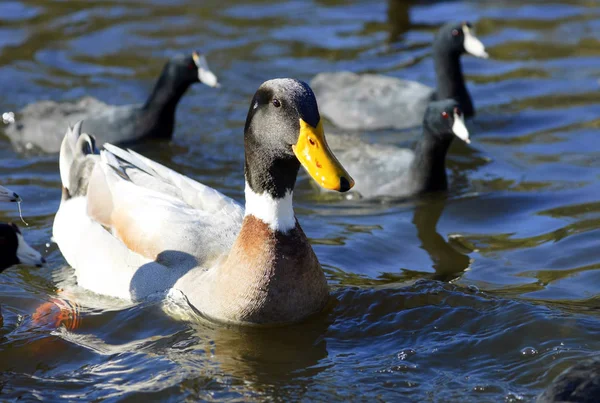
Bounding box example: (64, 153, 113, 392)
(3, 52, 218, 153)
(326, 99, 470, 198)
(311, 22, 488, 131)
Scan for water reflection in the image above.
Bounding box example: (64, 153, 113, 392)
(386, 0, 413, 42)
(412, 194, 470, 281)
(193, 315, 330, 386)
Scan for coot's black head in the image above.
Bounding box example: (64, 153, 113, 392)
(244, 78, 354, 193)
(423, 99, 470, 144)
(434, 21, 488, 59)
(165, 51, 220, 88)
(0, 223, 45, 272)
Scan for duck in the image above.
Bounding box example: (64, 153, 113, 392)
(311, 21, 488, 131)
(327, 99, 469, 199)
(53, 78, 354, 326)
(3, 51, 219, 153)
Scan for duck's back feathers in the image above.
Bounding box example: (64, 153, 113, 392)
(88, 145, 243, 265)
(311, 72, 435, 131)
(54, 123, 243, 301)
(102, 144, 243, 218)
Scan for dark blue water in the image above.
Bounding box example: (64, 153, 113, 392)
(1, 0, 600, 401)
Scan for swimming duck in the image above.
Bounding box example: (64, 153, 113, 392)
(4, 52, 219, 153)
(53, 78, 354, 326)
(328, 99, 469, 198)
(311, 22, 488, 131)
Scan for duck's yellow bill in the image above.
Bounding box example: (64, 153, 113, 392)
(293, 119, 354, 192)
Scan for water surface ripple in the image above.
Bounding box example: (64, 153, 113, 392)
(1, 0, 600, 401)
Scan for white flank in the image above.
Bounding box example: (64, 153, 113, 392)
(244, 182, 295, 232)
(16, 233, 44, 266)
(0, 185, 19, 202)
(463, 25, 489, 59)
(452, 111, 470, 144)
(195, 54, 220, 88)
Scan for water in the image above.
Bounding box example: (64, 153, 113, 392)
(1, 0, 600, 400)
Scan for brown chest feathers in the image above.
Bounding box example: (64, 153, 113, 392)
(206, 215, 329, 325)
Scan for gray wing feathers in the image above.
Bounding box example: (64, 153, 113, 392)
(102, 143, 244, 219)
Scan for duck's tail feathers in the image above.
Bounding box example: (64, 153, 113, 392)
(100, 149, 128, 180)
(103, 143, 160, 179)
(59, 121, 99, 198)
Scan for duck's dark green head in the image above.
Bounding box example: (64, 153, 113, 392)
(435, 22, 488, 59)
(423, 99, 470, 144)
(244, 78, 354, 197)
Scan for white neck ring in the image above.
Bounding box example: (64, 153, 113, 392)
(244, 182, 296, 233)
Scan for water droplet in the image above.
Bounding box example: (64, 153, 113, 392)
(520, 347, 537, 357)
(390, 363, 418, 372)
(16, 201, 28, 226)
(505, 392, 525, 402)
(397, 348, 416, 360)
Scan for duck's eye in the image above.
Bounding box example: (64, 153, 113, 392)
(454, 107, 462, 116)
(308, 137, 316, 146)
(452, 29, 459, 37)
(441, 111, 449, 119)
(272, 99, 281, 108)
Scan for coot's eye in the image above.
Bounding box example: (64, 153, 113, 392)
(452, 29, 459, 37)
(188, 63, 196, 70)
(454, 107, 462, 117)
(272, 99, 281, 108)
(441, 111, 449, 119)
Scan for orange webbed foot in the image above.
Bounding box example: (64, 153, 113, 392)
(32, 297, 81, 331)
